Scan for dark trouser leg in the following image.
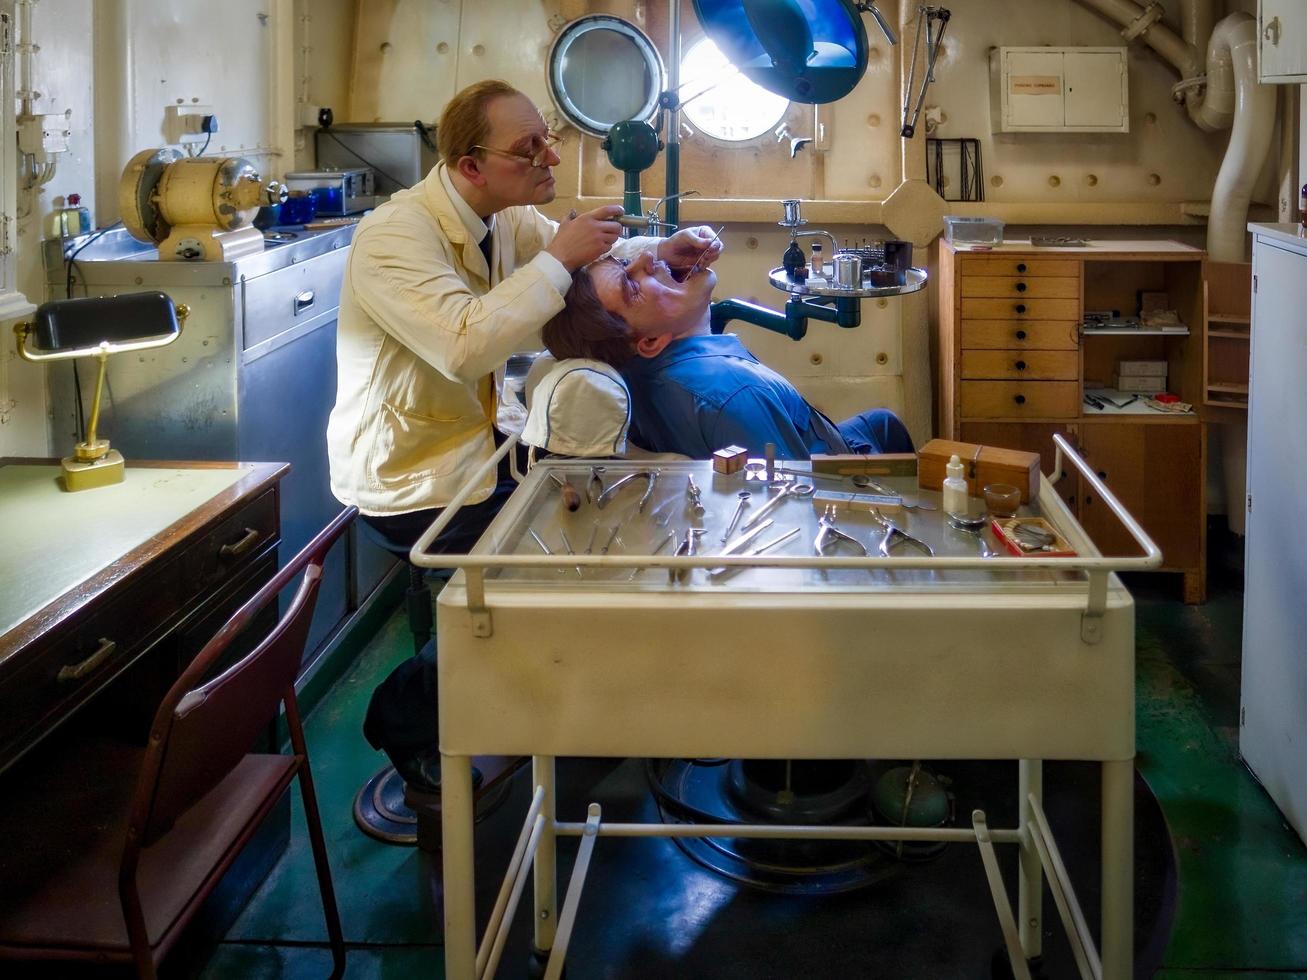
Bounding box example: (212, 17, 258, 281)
(360, 476, 516, 779)
(836, 408, 915, 454)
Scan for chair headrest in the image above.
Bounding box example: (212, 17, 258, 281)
(522, 358, 631, 457)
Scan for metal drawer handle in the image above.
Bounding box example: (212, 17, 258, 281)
(219, 527, 261, 559)
(1015, 281, 1027, 292)
(294, 290, 316, 315)
(58, 638, 117, 682)
(1014, 393, 1026, 405)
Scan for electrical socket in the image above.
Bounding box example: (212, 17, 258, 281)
(297, 102, 323, 129)
(17, 110, 72, 161)
(163, 104, 218, 145)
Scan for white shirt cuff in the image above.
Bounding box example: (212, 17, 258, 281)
(532, 251, 573, 295)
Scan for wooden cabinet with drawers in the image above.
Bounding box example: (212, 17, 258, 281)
(939, 240, 1207, 602)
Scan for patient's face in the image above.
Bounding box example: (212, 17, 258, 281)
(588, 252, 716, 341)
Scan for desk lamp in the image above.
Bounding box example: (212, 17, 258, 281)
(14, 292, 188, 492)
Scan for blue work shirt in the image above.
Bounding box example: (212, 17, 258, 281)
(620, 334, 847, 459)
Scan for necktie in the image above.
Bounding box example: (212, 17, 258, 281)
(478, 230, 493, 272)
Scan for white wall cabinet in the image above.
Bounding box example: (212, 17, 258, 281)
(0, 0, 35, 322)
(1241, 224, 1307, 847)
(990, 47, 1128, 133)
(1258, 0, 1307, 83)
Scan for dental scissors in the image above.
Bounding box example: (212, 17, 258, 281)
(814, 505, 869, 557)
(740, 481, 815, 531)
(868, 508, 935, 557)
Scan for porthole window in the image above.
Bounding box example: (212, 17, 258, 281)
(680, 37, 790, 142)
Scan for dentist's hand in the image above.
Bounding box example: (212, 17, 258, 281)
(546, 205, 625, 271)
(658, 225, 723, 273)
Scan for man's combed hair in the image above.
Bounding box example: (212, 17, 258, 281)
(437, 79, 522, 166)
(542, 267, 637, 369)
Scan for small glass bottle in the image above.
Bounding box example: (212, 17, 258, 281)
(943, 453, 969, 517)
(1300, 181, 1307, 231)
(48, 192, 92, 239)
(782, 239, 804, 279)
(809, 242, 825, 280)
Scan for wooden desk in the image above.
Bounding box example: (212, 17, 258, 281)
(0, 460, 287, 773)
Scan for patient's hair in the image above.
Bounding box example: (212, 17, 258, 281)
(542, 266, 637, 369)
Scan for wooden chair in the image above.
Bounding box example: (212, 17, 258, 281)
(0, 507, 357, 979)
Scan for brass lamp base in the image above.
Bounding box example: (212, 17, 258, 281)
(61, 449, 125, 492)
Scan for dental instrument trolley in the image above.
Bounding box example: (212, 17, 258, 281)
(414, 435, 1159, 980)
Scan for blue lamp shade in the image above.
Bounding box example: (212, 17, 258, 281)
(692, 0, 869, 104)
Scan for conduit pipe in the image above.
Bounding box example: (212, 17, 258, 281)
(1204, 13, 1276, 262)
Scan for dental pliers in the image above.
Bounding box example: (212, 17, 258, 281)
(596, 470, 657, 511)
(814, 505, 868, 557)
(585, 466, 607, 505)
(869, 508, 935, 557)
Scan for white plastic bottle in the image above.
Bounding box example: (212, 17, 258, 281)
(942, 453, 968, 516)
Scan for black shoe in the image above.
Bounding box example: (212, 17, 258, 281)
(390, 745, 483, 799)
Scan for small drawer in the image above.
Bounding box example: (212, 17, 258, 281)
(960, 297, 1080, 321)
(959, 256, 1079, 277)
(961, 350, 1079, 380)
(242, 246, 348, 351)
(960, 381, 1080, 418)
(185, 489, 279, 596)
(960, 320, 1079, 350)
(0, 561, 184, 762)
(960, 276, 1079, 299)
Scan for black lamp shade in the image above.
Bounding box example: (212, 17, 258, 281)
(31, 292, 181, 352)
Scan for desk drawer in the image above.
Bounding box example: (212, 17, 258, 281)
(961, 380, 1080, 418)
(960, 276, 1079, 299)
(185, 489, 278, 596)
(242, 246, 348, 351)
(961, 350, 1079, 380)
(959, 256, 1079, 277)
(961, 297, 1080, 321)
(960, 320, 1079, 350)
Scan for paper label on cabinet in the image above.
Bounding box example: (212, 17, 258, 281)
(1011, 75, 1061, 95)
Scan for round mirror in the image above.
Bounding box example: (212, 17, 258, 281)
(692, 0, 869, 104)
(547, 16, 666, 138)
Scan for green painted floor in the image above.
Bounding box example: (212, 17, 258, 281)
(194, 559, 1307, 979)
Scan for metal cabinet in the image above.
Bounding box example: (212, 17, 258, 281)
(43, 226, 396, 664)
(1241, 224, 1307, 846)
(1258, 0, 1307, 83)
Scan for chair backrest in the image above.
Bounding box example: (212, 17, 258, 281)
(129, 507, 357, 846)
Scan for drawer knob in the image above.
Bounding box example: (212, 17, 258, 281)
(1016, 282, 1027, 292)
(1016, 262, 1027, 273)
(1015, 303, 1027, 314)
(1097, 470, 1107, 480)
(1015, 329, 1027, 340)
(1014, 394, 1026, 405)
(219, 527, 262, 559)
(57, 638, 117, 682)
(1015, 359, 1027, 371)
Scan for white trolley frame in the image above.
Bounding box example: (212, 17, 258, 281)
(413, 435, 1160, 980)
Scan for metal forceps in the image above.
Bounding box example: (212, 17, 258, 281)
(596, 470, 656, 511)
(869, 508, 935, 557)
(585, 465, 607, 505)
(741, 481, 814, 531)
(814, 505, 868, 557)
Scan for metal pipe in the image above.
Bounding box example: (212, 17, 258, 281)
(665, 0, 682, 229)
(476, 787, 546, 979)
(552, 821, 1024, 842)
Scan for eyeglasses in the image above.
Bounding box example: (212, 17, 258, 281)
(471, 132, 564, 168)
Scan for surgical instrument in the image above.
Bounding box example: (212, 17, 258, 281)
(626, 530, 676, 581)
(721, 491, 751, 542)
(586, 465, 607, 505)
(711, 525, 800, 578)
(528, 529, 553, 555)
(850, 474, 937, 511)
(637, 470, 659, 513)
(598, 524, 622, 555)
(740, 481, 815, 531)
(947, 513, 994, 558)
(686, 475, 706, 517)
(597, 470, 654, 510)
(671, 528, 706, 583)
(686, 225, 725, 277)
(558, 529, 584, 577)
(708, 520, 774, 574)
(814, 505, 869, 557)
(869, 508, 935, 557)
(549, 472, 581, 512)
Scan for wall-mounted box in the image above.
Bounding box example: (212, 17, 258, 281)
(1258, 0, 1307, 83)
(990, 47, 1129, 133)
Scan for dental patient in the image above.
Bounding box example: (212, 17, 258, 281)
(541, 252, 913, 459)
